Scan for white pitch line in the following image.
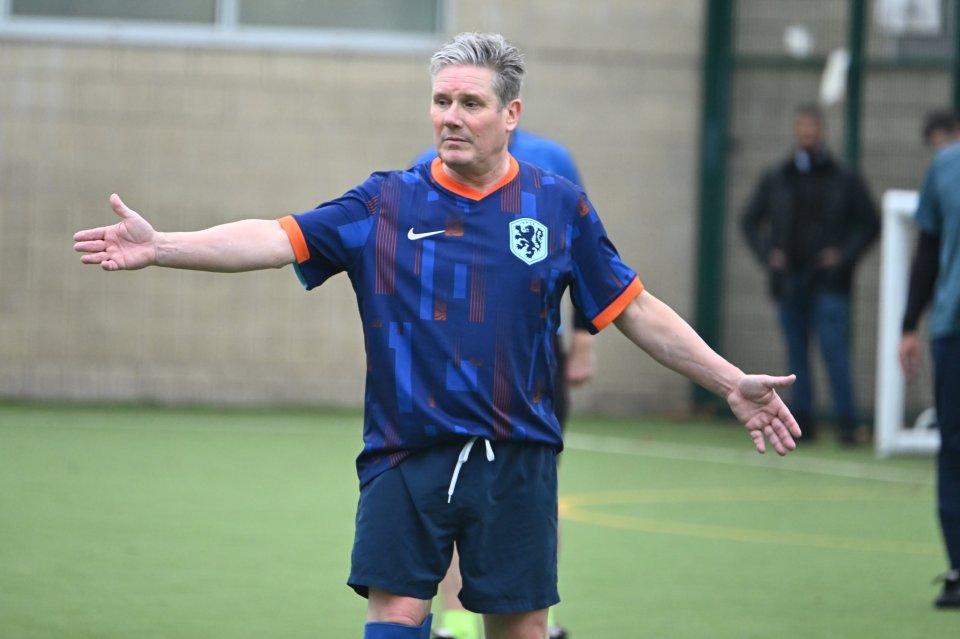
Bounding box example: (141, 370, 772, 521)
(564, 431, 934, 486)
(3, 416, 937, 486)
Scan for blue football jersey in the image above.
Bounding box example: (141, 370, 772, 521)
(280, 157, 642, 485)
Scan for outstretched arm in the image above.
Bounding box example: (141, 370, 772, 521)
(74, 194, 295, 272)
(613, 290, 801, 455)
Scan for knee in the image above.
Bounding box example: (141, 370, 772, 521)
(367, 589, 432, 627)
(483, 609, 549, 639)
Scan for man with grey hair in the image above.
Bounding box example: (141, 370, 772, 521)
(74, 32, 802, 639)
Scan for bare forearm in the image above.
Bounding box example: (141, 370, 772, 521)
(156, 219, 293, 272)
(614, 292, 743, 398)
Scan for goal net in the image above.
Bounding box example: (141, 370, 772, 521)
(874, 189, 939, 457)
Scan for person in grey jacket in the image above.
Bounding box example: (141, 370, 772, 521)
(741, 104, 880, 444)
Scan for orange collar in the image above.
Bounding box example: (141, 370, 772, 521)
(430, 156, 519, 201)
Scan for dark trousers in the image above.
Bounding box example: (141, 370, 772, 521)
(776, 277, 856, 428)
(933, 335, 960, 570)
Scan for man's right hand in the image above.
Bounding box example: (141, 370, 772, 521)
(74, 194, 157, 271)
(899, 331, 923, 381)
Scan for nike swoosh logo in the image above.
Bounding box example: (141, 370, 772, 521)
(407, 228, 445, 240)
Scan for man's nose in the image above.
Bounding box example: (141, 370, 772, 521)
(443, 103, 462, 127)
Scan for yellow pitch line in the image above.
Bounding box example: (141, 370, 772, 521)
(561, 506, 938, 555)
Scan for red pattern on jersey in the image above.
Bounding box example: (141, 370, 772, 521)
(375, 179, 400, 295)
(492, 332, 513, 439)
(501, 175, 522, 214)
(469, 249, 485, 323)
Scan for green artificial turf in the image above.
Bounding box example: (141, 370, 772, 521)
(0, 403, 955, 638)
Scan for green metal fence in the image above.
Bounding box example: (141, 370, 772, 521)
(696, 0, 958, 413)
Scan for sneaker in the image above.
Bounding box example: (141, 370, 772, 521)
(548, 625, 569, 639)
(432, 630, 456, 639)
(933, 570, 960, 609)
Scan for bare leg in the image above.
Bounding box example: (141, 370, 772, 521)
(440, 546, 465, 611)
(435, 547, 482, 637)
(367, 587, 433, 626)
(483, 609, 548, 639)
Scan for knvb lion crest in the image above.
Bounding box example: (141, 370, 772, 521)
(510, 218, 548, 265)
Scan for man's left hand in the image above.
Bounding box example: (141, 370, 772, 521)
(726, 374, 802, 455)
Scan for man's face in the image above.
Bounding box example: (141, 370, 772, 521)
(431, 65, 520, 175)
(926, 129, 955, 151)
(793, 114, 823, 151)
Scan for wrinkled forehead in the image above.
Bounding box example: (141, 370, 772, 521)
(432, 64, 497, 95)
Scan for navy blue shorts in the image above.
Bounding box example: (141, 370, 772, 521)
(348, 440, 559, 614)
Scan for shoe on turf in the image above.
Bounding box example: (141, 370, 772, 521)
(548, 624, 568, 639)
(432, 629, 456, 639)
(933, 570, 960, 609)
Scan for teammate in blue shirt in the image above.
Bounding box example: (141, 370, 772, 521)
(75, 32, 802, 639)
(900, 110, 960, 608)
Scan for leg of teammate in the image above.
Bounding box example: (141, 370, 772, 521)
(482, 609, 549, 639)
(933, 337, 960, 607)
(366, 588, 434, 638)
(434, 548, 482, 638)
(548, 337, 572, 638)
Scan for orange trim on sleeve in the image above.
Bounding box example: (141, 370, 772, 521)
(278, 215, 310, 264)
(592, 276, 644, 332)
(430, 156, 520, 201)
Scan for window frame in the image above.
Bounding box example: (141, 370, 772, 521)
(0, 0, 447, 54)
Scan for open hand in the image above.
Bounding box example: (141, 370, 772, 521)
(74, 194, 157, 270)
(726, 374, 802, 455)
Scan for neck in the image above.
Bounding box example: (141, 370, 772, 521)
(442, 153, 512, 193)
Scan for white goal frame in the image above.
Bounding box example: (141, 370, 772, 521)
(874, 189, 939, 457)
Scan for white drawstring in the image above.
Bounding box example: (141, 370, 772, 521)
(447, 436, 495, 503)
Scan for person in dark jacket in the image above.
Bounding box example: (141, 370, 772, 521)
(741, 104, 880, 444)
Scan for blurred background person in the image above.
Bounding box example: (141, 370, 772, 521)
(741, 104, 880, 445)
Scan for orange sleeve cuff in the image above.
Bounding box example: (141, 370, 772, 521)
(278, 215, 310, 264)
(592, 276, 644, 332)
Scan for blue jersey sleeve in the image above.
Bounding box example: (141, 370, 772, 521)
(281, 174, 382, 290)
(567, 192, 643, 333)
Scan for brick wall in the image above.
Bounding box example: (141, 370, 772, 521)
(0, 1, 707, 415)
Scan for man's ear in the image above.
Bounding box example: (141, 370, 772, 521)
(505, 99, 522, 132)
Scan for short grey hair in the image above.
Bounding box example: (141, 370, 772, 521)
(430, 32, 525, 108)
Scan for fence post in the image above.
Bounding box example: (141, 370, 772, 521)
(693, 0, 734, 410)
(844, 0, 866, 167)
